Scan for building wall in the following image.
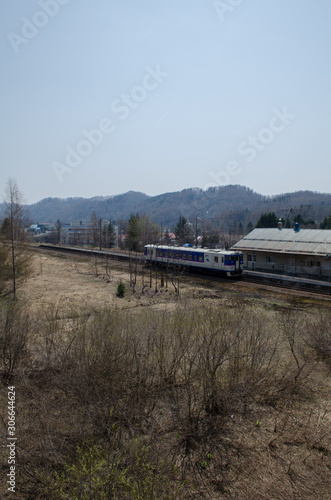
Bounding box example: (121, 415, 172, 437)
(243, 251, 331, 281)
(61, 222, 119, 247)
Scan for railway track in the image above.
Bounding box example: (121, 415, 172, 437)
(36, 244, 331, 297)
(37, 244, 135, 261)
(243, 273, 331, 296)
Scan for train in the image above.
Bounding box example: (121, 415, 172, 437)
(144, 244, 244, 277)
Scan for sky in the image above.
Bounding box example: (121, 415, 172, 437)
(1, 0, 330, 204)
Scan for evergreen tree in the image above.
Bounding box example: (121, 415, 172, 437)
(320, 214, 331, 229)
(255, 212, 279, 228)
(126, 214, 141, 252)
(246, 221, 253, 233)
(174, 216, 193, 246)
(293, 214, 305, 225)
(106, 220, 117, 248)
(0, 218, 11, 238)
(116, 281, 126, 297)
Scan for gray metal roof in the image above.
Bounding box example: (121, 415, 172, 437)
(232, 229, 331, 257)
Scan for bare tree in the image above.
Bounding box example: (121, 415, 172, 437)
(280, 308, 307, 383)
(55, 219, 62, 244)
(90, 211, 99, 247)
(129, 251, 140, 293)
(140, 215, 160, 247)
(168, 262, 186, 298)
(0, 300, 30, 381)
(2, 179, 31, 298)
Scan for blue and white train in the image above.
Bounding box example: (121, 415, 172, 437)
(144, 244, 244, 277)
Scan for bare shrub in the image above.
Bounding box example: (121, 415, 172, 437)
(279, 307, 310, 383)
(15, 297, 327, 498)
(128, 252, 140, 292)
(149, 302, 284, 476)
(303, 310, 331, 362)
(33, 301, 89, 370)
(36, 302, 64, 365)
(0, 299, 29, 381)
(168, 263, 186, 298)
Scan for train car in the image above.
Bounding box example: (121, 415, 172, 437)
(144, 244, 244, 277)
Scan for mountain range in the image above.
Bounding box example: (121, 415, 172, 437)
(24, 185, 331, 230)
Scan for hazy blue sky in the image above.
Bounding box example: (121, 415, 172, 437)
(1, 0, 330, 203)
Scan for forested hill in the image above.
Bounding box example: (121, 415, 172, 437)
(25, 186, 331, 229)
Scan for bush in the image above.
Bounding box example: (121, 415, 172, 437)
(17, 299, 326, 498)
(45, 439, 182, 499)
(116, 281, 126, 298)
(304, 311, 331, 361)
(0, 300, 30, 381)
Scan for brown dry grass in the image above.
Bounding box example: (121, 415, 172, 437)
(20, 249, 183, 313)
(0, 248, 330, 499)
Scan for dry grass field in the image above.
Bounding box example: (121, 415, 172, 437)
(0, 248, 330, 499)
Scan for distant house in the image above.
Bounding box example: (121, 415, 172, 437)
(231, 227, 331, 281)
(61, 220, 118, 246)
(29, 223, 56, 235)
(29, 224, 41, 234)
(38, 223, 56, 233)
(161, 232, 176, 245)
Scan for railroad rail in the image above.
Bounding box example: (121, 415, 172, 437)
(243, 270, 331, 296)
(37, 244, 137, 261)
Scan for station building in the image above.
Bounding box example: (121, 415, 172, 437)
(231, 226, 331, 282)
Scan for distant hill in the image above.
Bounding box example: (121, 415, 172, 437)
(25, 191, 149, 223)
(24, 185, 331, 230)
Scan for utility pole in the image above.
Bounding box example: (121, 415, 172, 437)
(195, 215, 202, 247)
(280, 208, 299, 228)
(99, 219, 102, 251)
